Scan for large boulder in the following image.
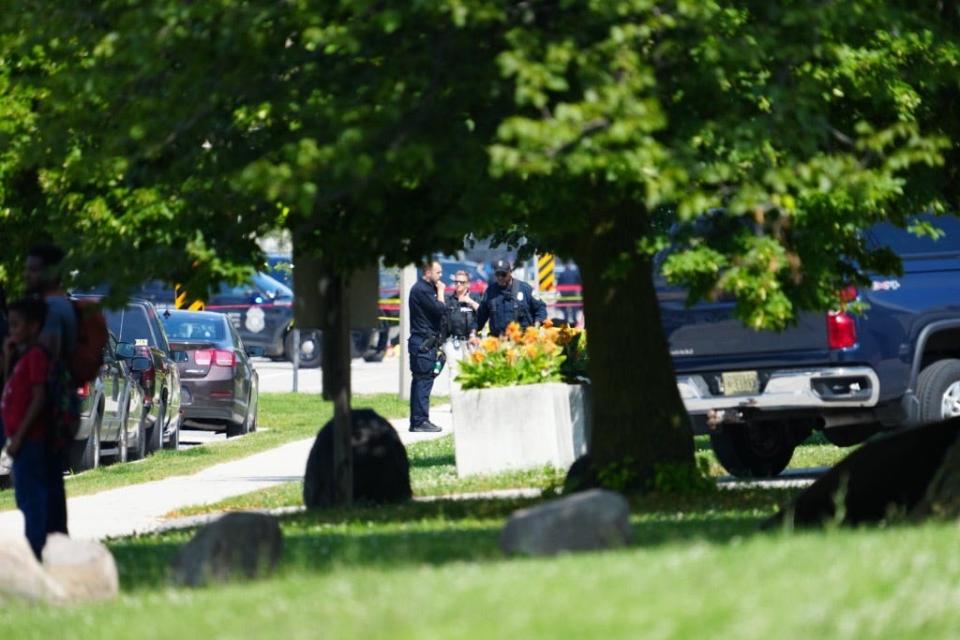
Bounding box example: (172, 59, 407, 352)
(42, 533, 119, 603)
(169, 512, 283, 587)
(500, 489, 633, 557)
(768, 418, 960, 528)
(303, 409, 412, 508)
(0, 536, 65, 605)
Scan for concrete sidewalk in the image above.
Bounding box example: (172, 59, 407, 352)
(0, 406, 452, 541)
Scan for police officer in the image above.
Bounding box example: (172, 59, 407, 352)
(407, 260, 445, 433)
(477, 259, 547, 337)
(444, 270, 479, 345)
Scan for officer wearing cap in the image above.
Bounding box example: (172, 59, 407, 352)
(477, 259, 547, 337)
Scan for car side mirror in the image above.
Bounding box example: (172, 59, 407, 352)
(172, 350, 189, 363)
(245, 346, 265, 357)
(116, 342, 136, 359)
(130, 356, 152, 373)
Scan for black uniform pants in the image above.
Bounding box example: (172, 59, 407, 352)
(408, 334, 436, 427)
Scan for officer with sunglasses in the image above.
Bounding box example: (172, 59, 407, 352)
(476, 259, 547, 337)
(444, 270, 480, 347)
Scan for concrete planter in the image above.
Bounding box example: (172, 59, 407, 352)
(452, 382, 590, 477)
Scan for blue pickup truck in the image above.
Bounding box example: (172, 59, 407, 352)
(662, 214, 960, 478)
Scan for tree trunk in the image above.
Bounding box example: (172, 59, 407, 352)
(319, 271, 353, 506)
(573, 216, 695, 487)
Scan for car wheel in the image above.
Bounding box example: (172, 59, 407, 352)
(917, 359, 960, 424)
(147, 401, 166, 454)
(164, 411, 181, 450)
(286, 330, 322, 369)
(709, 421, 799, 478)
(129, 410, 147, 461)
(69, 408, 102, 473)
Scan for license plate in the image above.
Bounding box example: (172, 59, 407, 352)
(721, 371, 759, 396)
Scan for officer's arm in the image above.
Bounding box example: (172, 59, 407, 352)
(476, 294, 490, 332)
(531, 290, 548, 324)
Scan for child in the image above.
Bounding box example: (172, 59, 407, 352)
(1, 297, 66, 560)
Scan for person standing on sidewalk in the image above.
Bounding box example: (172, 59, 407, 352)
(1, 298, 60, 559)
(443, 270, 479, 390)
(476, 259, 547, 337)
(23, 244, 75, 542)
(408, 260, 445, 433)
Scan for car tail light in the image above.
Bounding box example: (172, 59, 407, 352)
(213, 349, 236, 367)
(194, 349, 235, 368)
(827, 311, 857, 350)
(77, 383, 90, 398)
(141, 365, 155, 390)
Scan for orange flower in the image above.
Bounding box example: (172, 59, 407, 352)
(471, 350, 486, 364)
(543, 318, 553, 329)
(541, 340, 558, 355)
(522, 326, 539, 344)
(556, 329, 573, 346)
(506, 348, 518, 364)
(481, 337, 500, 353)
(523, 344, 538, 359)
(543, 327, 561, 343)
(506, 321, 522, 342)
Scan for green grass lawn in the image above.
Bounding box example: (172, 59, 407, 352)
(2, 489, 958, 639)
(167, 431, 851, 519)
(0, 392, 439, 512)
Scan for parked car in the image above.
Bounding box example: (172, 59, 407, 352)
(661, 213, 960, 478)
(91, 298, 184, 453)
(161, 310, 260, 437)
(71, 332, 150, 469)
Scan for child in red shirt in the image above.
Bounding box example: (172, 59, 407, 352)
(1, 297, 66, 559)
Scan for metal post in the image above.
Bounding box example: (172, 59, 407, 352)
(399, 264, 417, 399)
(292, 328, 301, 393)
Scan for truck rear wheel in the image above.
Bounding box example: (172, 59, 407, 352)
(709, 422, 798, 478)
(916, 359, 960, 423)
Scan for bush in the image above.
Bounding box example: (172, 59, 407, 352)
(456, 320, 587, 389)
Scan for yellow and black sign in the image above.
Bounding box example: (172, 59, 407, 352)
(537, 253, 556, 293)
(175, 285, 205, 311)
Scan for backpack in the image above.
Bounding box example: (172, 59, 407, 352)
(69, 298, 108, 385)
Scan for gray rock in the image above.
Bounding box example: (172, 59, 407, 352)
(0, 536, 66, 605)
(169, 512, 283, 587)
(500, 489, 633, 556)
(42, 533, 119, 603)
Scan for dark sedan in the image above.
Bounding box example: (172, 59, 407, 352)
(97, 299, 184, 452)
(162, 310, 259, 438)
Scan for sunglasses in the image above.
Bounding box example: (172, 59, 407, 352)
(495, 271, 509, 278)
(454, 280, 469, 285)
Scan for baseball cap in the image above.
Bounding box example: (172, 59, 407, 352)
(493, 259, 512, 275)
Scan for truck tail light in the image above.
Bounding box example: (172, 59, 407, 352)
(77, 383, 90, 398)
(827, 311, 857, 350)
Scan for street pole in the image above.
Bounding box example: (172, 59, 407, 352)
(291, 328, 300, 393)
(399, 264, 417, 400)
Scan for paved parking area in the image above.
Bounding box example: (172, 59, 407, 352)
(252, 354, 453, 397)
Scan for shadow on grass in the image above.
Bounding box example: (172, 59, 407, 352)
(111, 488, 796, 592)
(409, 453, 456, 470)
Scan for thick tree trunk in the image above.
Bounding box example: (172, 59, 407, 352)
(573, 216, 695, 487)
(319, 271, 353, 506)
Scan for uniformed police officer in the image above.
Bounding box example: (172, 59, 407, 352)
(408, 260, 446, 433)
(477, 259, 547, 337)
(444, 270, 480, 345)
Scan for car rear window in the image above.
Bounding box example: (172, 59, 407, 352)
(163, 315, 228, 342)
(104, 306, 157, 348)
